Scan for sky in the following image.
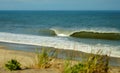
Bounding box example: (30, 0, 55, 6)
(0, 0, 120, 10)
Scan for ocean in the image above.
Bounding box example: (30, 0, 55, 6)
(0, 10, 120, 58)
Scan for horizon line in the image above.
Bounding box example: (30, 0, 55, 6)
(0, 10, 120, 11)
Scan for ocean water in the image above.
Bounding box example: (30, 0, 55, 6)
(0, 10, 120, 58)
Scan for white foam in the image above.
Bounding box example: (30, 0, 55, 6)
(57, 34, 69, 37)
(0, 32, 120, 58)
(50, 28, 71, 36)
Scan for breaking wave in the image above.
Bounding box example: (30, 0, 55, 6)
(50, 28, 120, 40)
(0, 32, 120, 58)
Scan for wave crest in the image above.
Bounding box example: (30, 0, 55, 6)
(50, 28, 120, 40)
(70, 31, 120, 40)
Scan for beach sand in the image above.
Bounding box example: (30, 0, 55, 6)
(0, 46, 61, 73)
(0, 46, 120, 73)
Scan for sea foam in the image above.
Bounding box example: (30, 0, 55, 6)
(0, 32, 120, 58)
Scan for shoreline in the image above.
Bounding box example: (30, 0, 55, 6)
(0, 32, 120, 58)
(0, 41, 120, 67)
(0, 46, 120, 73)
(0, 41, 120, 58)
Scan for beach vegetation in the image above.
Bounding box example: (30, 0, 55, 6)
(28, 48, 110, 73)
(63, 50, 109, 73)
(5, 59, 21, 71)
(33, 48, 52, 69)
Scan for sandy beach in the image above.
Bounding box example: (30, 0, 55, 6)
(0, 46, 61, 73)
(0, 46, 120, 73)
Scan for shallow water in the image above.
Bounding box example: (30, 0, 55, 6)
(0, 42, 120, 67)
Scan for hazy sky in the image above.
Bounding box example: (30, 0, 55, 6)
(0, 0, 120, 10)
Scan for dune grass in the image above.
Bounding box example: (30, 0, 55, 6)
(31, 48, 110, 73)
(32, 48, 51, 69)
(32, 48, 58, 69)
(4, 48, 110, 73)
(63, 50, 109, 73)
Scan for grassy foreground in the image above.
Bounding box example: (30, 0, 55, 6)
(0, 47, 120, 73)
